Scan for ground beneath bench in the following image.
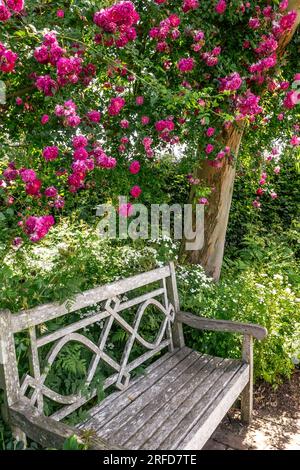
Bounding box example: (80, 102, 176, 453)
(204, 370, 300, 450)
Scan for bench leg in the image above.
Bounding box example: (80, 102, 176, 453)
(241, 335, 253, 424)
(11, 425, 27, 448)
(241, 382, 253, 424)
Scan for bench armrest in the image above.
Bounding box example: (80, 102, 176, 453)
(9, 398, 123, 450)
(177, 311, 267, 340)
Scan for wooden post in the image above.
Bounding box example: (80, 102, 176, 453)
(241, 334, 253, 424)
(0, 310, 27, 445)
(166, 263, 185, 348)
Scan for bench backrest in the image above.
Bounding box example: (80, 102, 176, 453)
(0, 263, 181, 421)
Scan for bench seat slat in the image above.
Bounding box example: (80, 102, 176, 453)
(155, 361, 248, 450)
(79, 346, 192, 431)
(175, 364, 249, 450)
(121, 355, 223, 449)
(80, 347, 249, 450)
(96, 350, 204, 440)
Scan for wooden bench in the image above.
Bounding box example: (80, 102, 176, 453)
(0, 263, 267, 450)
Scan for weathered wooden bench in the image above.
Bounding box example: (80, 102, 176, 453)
(0, 263, 267, 450)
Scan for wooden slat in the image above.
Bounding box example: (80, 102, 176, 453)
(155, 361, 247, 450)
(98, 350, 204, 440)
(108, 354, 216, 447)
(176, 364, 249, 450)
(36, 311, 111, 348)
(79, 347, 192, 431)
(12, 266, 171, 333)
(119, 288, 165, 312)
(37, 288, 166, 349)
(28, 327, 43, 412)
(0, 310, 26, 442)
(122, 355, 226, 449)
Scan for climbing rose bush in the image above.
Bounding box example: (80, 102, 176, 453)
(0, 0, 299, 244)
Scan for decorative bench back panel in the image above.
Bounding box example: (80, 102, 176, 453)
(0, 263, 180, 422)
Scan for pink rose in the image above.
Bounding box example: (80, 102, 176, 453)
(206, 127, 215, 137)
(130, 185, 142, 198)
(86, 110, 101, 122)
(7, 0, 24, 12)
(215, 0, 226, 15)
(44, 186, 58, 198)
(41, 114, 49, 125)
(177, 57, 195, 73)
(205, 144, 214, 154)
(129, 160, 141, 174)
(136, 96, 144, 105)
(199, 197, 208, 205)
(42, 146, 59, 161)
(141, 116, 150, 125)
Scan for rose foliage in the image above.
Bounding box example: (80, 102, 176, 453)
(0, 0, 299, 245)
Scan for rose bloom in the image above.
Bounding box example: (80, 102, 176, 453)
(130, 185, 142, 198)
(7, 0, 24, 13)
(86, 110, 101, 122)
(41, 114, 49, 124)
(215, 0, 226, 15)
(206, 127, 215, 137)
(0, 5, 11, 22)
(252, 199, 261, 208)
(136, 96, 144, 105)
(44, 186, 58, 198)
(205, 144, 214, 154)
(120, 119, 129, 128)
(177, 57, 195, 73)
(129, 160, 141, 174)
(57, 9, 64, 18)
(141, 116, 150, 125)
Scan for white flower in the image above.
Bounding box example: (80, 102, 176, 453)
(255, 283, 265, 289)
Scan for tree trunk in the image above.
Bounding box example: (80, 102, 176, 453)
(181, 125, 244, 281)
(181, 1, 300, 281)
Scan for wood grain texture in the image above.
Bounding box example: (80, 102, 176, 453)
(241, 334, 253, 424)
(11, 265, 171, 333)
(119, 355, 218, 448)
(79, 347, 190, 431)
(166, 262, 185, 348)
(177, 363, 249, 450)
(125, 358, 243, 449)
(98, 350, 203, 442)
(28, 327, 43, 413)
(80, 348, 248, 450)
(0, 310, 20, 407)
(177, 311, 267, 340)
(9, 398, 122, 450)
